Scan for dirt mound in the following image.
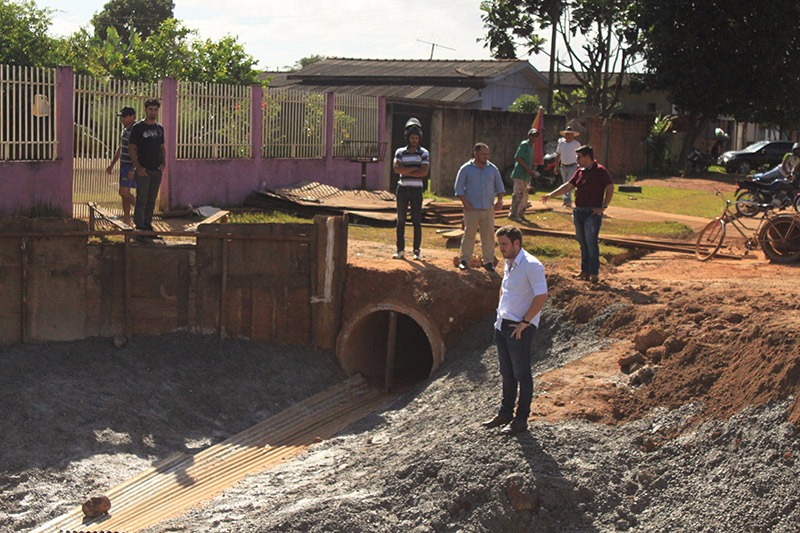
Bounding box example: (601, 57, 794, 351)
(2, 247, 800, 532)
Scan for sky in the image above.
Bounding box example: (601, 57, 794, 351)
(37, 0, 553, 72)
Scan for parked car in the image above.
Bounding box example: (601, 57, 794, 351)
(718, 140, 794, 174)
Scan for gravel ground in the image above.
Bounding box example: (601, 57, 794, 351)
(2, 279, 799, 532)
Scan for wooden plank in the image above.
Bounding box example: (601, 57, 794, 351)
(87, 201, 134, 231)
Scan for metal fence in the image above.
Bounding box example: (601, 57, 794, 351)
(332, 94, 379, 158)
(0, 65, 57, 161)
(262, 89, 326, 159)
(177, 81, 251, 159)
(73, 75, 161, 218)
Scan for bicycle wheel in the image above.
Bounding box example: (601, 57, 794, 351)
(760, 215, 800, 263)
(734, 190, 761, 218)
(695, 218, 726, 261)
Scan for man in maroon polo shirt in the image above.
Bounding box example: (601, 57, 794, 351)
(541, 145, 614, 282)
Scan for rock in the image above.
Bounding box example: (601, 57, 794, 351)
(619, 351, 645, 368)
(633, 327, 666, 353)
(629, 365, 655, 386)
(645, 345, 667, 363)
(663, 336, 687, 355)
(82, 495, 111, 518)
(503, 474, 540, 512)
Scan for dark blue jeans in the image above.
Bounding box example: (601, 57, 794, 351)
(573, 207, 603, 275)
(396, 185, 423, 252)
(494, 320, 536, 422)
(134, 169, 162, 231)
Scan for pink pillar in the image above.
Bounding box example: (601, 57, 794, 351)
(160, 77, 178, 211)
(56, 66, 74, 215)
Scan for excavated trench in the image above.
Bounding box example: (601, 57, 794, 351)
(336, 303, 446, 393)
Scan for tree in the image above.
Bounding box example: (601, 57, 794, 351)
(481, 0, 641, 118)
(509, 94, 542, 113)
(290, 54, 326, 72)
(0, 0, 57, 66)
(632, 0, 800, 161)
(57, 18, 260, 85)
(91, 0, 174, 43)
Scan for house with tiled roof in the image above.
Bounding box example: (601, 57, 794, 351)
(272, 58, 548, 111)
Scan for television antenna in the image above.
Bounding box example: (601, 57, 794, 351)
(417, 39, 455, 60)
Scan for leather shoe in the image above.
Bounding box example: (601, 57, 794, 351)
(500, 420, 528, 435)
(457, 259, 468, 270)
(481, 415, 512, 429)
(483, 262, 495, 273)
(573, 272, 589, 280)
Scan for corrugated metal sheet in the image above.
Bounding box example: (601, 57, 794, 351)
(294, 58, 530, 80)
(33, 375, 387, 533)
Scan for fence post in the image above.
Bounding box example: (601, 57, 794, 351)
(325, 92, 335, 161)
(56, 66, 74, 215)
(161, 77, 178, 212)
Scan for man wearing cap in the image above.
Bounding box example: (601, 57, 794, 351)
(393, 118, 430, 260)
(106, 107, 137, 227)
(555, 126, 582, 208)
(541, 145, 613, 283)
(509, 128, 539, 222)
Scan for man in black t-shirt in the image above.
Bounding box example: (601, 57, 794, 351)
(129, 98, 166, 236)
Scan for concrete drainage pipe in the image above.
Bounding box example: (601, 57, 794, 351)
(336, 303, 445, 393)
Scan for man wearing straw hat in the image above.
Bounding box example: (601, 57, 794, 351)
(555, 126, 581, 208)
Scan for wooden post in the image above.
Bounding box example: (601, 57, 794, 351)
(384, 311, 397, 394)
(20, 237, 28, 343)
(311, 214, 348, 349)
(124, 234, 131, 340)
(219, 236, 229, 338)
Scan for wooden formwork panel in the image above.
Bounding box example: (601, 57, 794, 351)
(196, 224, 315, 344)
(0, 218, 88, 344)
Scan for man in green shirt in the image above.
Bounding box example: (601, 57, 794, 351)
(509, 128, 539, 222)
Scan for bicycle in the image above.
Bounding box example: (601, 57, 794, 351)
(695, 190, 800, 263)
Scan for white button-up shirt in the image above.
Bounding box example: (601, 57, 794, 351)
(494, 248, 548, 330)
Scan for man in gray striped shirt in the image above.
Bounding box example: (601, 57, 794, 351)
(106, 106, 137, 226)
(392, 118, 430, 260)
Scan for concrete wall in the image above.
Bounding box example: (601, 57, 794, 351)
(430, 108, 565, 195)
(587, 116, 651, 179)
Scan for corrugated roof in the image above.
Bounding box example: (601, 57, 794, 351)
(266, 82, 480, 106)
(290, 58, 538, 84)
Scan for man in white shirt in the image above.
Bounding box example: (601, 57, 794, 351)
(482, 225, 549, 435)
(555, 126, 582, 208)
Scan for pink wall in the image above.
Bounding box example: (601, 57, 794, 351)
(0, 67, 73, 217)
(0, 69, 387, 217)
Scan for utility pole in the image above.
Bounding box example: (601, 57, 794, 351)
(417, 39, 455, 60)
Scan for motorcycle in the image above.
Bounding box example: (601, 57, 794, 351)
(687, 148, 715, 174)
(734, 173, 800, 217)
(502, 152, 560, 190)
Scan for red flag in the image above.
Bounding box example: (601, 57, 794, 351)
(531, 106, 544, 166)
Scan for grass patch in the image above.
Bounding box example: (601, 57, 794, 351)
(615, 186, 726, 218)
(228, 210, 308, 224)
(16, 203, 69, 219)
(604, 220, 694, 240)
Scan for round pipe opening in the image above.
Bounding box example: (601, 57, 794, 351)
(337, 304, 445, 392)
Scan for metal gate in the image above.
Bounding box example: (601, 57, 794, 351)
(72, 76, 161, 219)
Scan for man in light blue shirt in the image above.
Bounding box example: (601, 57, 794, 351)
(454, 143, 506, 272)
(482, 225, 548, 435)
